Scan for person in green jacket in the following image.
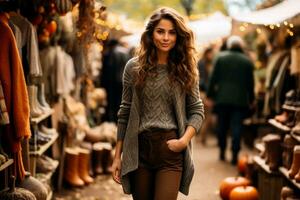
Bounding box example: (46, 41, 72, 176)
(206, 35, 255, 165)
(111, 7, 205, 200)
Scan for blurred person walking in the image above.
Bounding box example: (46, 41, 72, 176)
(197, 46, 215, 145)
(206, 36, 255, 165)
(111, 7, 204, 200)
(101, 39, 129, 123)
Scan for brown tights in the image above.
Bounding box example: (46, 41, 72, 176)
(131, 166, 182, 200)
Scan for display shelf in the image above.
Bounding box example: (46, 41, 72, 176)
(30, 109, 54, 124)
(291, 132, 300, 143)
(268, 118, 291, 132)
(282, 104, 300, 112)
(253, 155, 279, 175)
(29, 133, 58, 156)
(0, 187, 9, 193)
(243, 117, 267, 126)
(0, 159, 13, 172)
(279, 166, 300, 190)
(255, 142, 265, 153)
(37, 160, 59, 181)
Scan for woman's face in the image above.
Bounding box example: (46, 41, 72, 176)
(153, 18, 177, 54)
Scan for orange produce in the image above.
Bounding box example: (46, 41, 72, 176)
(219, 177, 250, 200)
(229, 186, 259, 200)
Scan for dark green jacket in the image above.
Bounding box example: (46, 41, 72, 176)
(207, 50, 254, 107)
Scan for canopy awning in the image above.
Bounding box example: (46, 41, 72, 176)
(232, 0, 300, 25)
(188, 12, 232, 45)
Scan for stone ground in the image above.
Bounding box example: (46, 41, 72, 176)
(53, 133, 255, 200)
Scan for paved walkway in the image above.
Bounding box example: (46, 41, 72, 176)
(53, 134, 253, 200)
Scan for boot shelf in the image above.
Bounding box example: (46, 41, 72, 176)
(253, 155, 280, 175)
(0, 159, 13, 172)
(268, 119, 291, 132)
(279, 167, 300, 190)
(29, 132, 58, 156)
(291, 132, 300, 143)
(255, 143, 265, 153)
(36, 160, 59, 182)
(282, 104, 300, 112)
(30, 109, 54, 125)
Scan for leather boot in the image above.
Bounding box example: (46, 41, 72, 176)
(77, 148, 94, 184)
(288, 145, 300, 178)
(64, 148, 84, 187)
(292, 112, 300, 135)
(102, 143, 112, 174)
(92, 144, 104, 175)
(34, 85, 50, 113)
(275, 111, 289, 123)
(37, 83, 50, 109)
(281, 186, 294, 200)
(267, 136, 282, 170)
(282, 134, 298, 169)
(102, 147, 113, 174)
(28, 85, 43, 118)
(262, 134, 280, 164)
(92, 142, 112, 174)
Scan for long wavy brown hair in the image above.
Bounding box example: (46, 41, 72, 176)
(134, 7, 198, 93)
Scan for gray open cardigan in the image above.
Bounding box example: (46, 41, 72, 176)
(117, 58, 205, 195)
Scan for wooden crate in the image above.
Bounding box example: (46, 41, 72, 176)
(254, 156, 284, 200)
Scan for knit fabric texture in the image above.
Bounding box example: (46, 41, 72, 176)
(117, 58, 205, 195)
(138, 64, 177, 133)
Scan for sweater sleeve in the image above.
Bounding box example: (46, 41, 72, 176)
(186, 80, 205, 133)
(116, 58, 135, 140)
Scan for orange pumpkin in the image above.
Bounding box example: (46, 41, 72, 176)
(229, 186, 259, 200)
(46, 21, 57, 34)
(220, 177, 250, 200)
(237, 154, 248, 175)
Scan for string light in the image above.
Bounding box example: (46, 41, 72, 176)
(289, 23, 294, 28)
(256, 28, 262, 34)
(284, 21, 288, 26)
(239, 26, 246, 32)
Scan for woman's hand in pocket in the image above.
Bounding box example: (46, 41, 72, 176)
(166, 138, 187, 152)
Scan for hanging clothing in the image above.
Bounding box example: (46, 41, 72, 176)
(10, 14, 43, 79)
(39, 46, 57, 103)
(263, 51, 288, 116)
(0, 20, 31, 180)
(8, 21, 22, 59)
(291, 43, 300, 75)
(55, 46, 75, 97)
(272, 56, 290, 113)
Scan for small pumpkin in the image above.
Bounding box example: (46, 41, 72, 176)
(229, 186, 259, 200)
(237, 154, 248, 175)
(46, 21, 57, 34)
(219, 177, 250, 200)
(17, 172, 48, 200)
(0, 176, 36, 200)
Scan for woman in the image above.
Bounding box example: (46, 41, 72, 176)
(111, 7, 204, 200)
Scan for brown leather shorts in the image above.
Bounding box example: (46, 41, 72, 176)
(138, 130, 183, 171)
